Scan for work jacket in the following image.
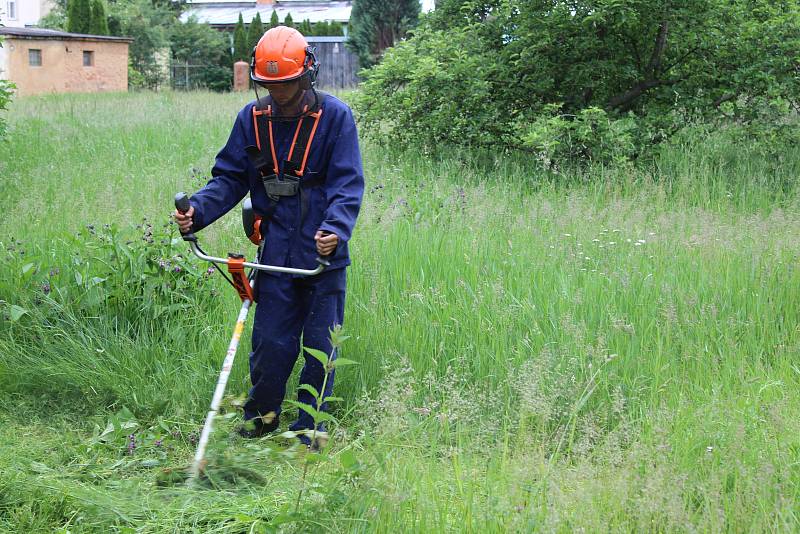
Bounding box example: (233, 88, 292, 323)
(188, 92, 364, 274)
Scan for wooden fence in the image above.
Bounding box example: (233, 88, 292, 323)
(306, 36, 359, 90)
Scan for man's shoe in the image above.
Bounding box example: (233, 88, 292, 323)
(292, 424, 328, 451)
(237, 415, 279, 439)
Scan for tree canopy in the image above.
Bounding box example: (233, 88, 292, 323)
(247, 12, 264, 50)
(88, 0, 109, 35)
(170, 16, 232, 91)
(233, 13, 248, 62)
(347, 0, 420, 69)
(355, 0, 800, 162)
(67, 0, 92, 33)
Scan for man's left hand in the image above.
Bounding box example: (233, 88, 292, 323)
(315, 230, 339, 256)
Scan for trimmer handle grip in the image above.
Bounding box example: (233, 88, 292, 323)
(174, 192, 196, 241)
(175, 192, 191, 213)
(315, 231, 334, 266)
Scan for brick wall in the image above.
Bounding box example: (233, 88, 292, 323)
(5, 37, 129, 96)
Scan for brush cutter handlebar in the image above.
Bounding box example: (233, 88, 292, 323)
(174, 192, 329, 276)
(185, 239, 328, 275)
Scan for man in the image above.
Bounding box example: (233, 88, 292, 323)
(174, 26, 364, 445)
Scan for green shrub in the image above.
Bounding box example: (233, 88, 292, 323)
(355, 0, 800, 165)
(520, 105, 639, 166)
(0, 43, 12, 140)
(0, 34, 13, 140)
(354, 28, 507, 148)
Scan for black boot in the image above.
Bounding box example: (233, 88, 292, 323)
(237, 414, 279, 439)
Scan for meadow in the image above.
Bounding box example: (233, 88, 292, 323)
(0, 91, 798, 532)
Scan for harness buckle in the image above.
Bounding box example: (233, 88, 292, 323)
(262, 174, 299, 201)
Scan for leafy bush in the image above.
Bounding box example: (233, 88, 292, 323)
(354, 28, 506, 148)
(0, 81, 12, 141)
(355, 0, 800, 164)
(0, 36, 13, 140)
(520, 105, 639, 166)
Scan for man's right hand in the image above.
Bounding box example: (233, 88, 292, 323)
(174, 206, 195, 234)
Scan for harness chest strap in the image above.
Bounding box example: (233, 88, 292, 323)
(251, 103, 323, 178)
(244, 95, 327, 240)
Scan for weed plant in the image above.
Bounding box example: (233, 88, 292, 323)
(0, 92, 798, 532)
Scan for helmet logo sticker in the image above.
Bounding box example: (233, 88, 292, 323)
(266, 61, 279, 74)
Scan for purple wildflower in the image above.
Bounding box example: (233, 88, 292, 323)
(205, 266, 215, 277)
(41, 281, 51, 295)
(172, 265, 182, 273)
(127, 434, 137, 455)
(154, 439, 163, 447)
(49, 268, 60, 277)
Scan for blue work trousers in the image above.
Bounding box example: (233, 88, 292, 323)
(243, 268, 346, 431)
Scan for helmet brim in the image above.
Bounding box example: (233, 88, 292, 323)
(250, 69, 308, 85)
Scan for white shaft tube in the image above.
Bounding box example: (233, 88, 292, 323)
(188, 298, 252, 483)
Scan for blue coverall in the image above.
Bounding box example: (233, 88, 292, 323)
(188, 92, 364, 434)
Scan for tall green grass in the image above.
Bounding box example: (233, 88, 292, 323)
(0, 92, 798, 532)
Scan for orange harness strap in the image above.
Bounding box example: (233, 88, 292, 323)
(251, 104, 323, 178)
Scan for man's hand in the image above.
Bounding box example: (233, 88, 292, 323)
(315, 230, 339, 256)
(174, 206, 195, 234)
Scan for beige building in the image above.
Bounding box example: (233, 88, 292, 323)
(0, 27, 132, 96)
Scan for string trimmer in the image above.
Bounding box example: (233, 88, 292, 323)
(174, 192, 329, 484)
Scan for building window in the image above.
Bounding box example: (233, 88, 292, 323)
(6, 1, 16, 20)
(83, 51, 94, 67)
(29, 49, 42, 67)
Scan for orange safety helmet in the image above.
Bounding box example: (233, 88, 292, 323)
(250, 26, 319, 86)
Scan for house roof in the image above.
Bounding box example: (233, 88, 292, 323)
(180, 1, 352, 26)
(0, 27, 134, 43)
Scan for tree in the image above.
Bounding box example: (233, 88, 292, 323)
(67, 0, 92, 33)
(298, 18, 313, 36)
(283, 12, 294, 28)
(171, 16, 232, 91)
(40, 0, 67, 30)
(311, 21, 327, 36)
(89, 0, 109, 35)
(347, 0, 419, 68)
(270, 10, 279, 29)
(328, 21, 344, 36)
(247, 12, 264, 51)
(233, 13, 248, 62)
(356, 0, 800, 162)
(106, 0, 175, 89)
(66, 0, 78, 31)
